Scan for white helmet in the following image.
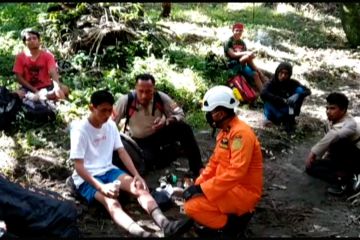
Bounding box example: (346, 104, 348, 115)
(202, 85, 239, 112)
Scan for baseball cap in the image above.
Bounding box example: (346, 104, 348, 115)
(232, 22, 244, 31)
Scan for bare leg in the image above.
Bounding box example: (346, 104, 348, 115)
(46, 83, 69, 101)
(118, 174, 192, 236)
(248, 59, 268, 84)
(95, 192, 154, 237)
(252, 71, 264, 93)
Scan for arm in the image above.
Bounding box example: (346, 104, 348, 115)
(152, 92, 185, 130)
(201, 132, 256, 201)
(112, 94, 128, 125)
(227, 48, 255, 60)
(160, 91, 184, 122)
(291, 80, 311, 97)
(195, 153, 218, 185)
(305, 151, 317, 168)
(224, 38, 253, 60)
(117, 147, 141, 177)
(260, 81, 287, 106)
(14, 73, 38, 93)
(117, 147, 148, 190)
(311, 118, 357, 158)
(47, 54, 66, 99)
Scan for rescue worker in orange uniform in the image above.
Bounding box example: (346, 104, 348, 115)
(183, 85, 263, 237)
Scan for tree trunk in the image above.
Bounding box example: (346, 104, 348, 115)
(340, 3, 360, 47)
(161, 2, 171, 18)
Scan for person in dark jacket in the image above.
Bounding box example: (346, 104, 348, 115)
(260, 62, 311, 133)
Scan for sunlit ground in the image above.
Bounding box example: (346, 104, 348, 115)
(148, 3, 360, 121)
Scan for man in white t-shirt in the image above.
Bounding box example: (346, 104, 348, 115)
(69, 90, 192, 237)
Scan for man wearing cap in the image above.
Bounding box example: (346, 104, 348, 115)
(182, 85, 263, 238)
(13, 28, 69, 101)
(224, 22, 267, 93)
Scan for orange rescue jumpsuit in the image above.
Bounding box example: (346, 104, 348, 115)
(184, 116, 263, 229)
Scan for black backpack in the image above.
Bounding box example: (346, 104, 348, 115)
(22, 99, 57, 124)
(0, 174, 79, 238)
(0, 87, 22, 131)
(123, 91, 165, 133)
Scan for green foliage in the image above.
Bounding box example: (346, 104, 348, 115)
(186, 111, 208, 130)
(340, 3, 360, 47)
(0, 3, 50, 33)
(25, 131, 46, 149)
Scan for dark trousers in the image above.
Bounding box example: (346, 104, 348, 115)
(306, 139, 360, 184)
(133, 121, 203, 177)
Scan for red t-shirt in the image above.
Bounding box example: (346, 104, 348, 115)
(13, 50, 57, 90)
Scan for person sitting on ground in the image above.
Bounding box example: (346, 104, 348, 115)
(13, 28, 69, 101)
(306, 92, 360, 195)
(69, 89, 192, 238)
(305, 92, 360, 196)
(182, 85, 263, 238)
(224, 22, 267, 93)
(112, 73, 204, 178)
(260, 62, 311, 133)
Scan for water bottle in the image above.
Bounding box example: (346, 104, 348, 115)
(113, 180, 121, 191)
(166, 174, 178, 185)
(289, 107, 294, 115)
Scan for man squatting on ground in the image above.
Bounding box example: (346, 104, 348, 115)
(182, 86, 263, 237)
(112, 73, 204, 178)
(306, 92, 360, 196)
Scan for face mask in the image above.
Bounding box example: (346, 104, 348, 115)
(206, 112, 217, 138)
(206, 112, 216, 128)
(206, 111, 226, 129)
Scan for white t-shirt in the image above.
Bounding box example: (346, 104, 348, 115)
(70, 118, 123, 188)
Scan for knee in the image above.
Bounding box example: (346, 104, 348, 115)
(183, 199, 199, 217)
(172, 121, 193, 135)
(61, 84, 70, 96)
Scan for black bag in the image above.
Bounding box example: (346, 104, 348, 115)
(0, 87, 21, 131)
(0, 175, 79, 238)
(112, 133, 146, 175)
(22, 99, 57, 124)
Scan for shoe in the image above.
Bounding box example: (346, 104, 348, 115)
(163, 218, 193, 237)
(262, 119, 273, 128)
(327, 184, 348, 196)
(194, 223, 221, 238)
(284, 119, 296, 135)
(221, 213, 253, 238)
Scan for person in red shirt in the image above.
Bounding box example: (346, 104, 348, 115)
(13, 28, 69, 101)
(224, 22, 268, 93)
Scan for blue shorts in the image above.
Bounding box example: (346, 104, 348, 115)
(77, 168, 126, 204)
(241, 65, 256, 79)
